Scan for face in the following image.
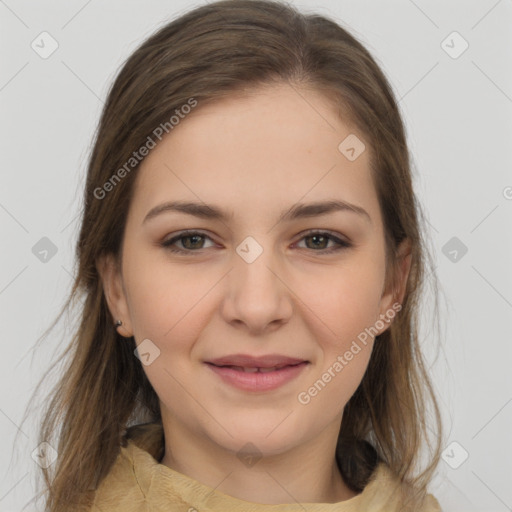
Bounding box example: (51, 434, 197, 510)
(99, 82, 410, 458)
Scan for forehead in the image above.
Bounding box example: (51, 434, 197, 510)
(128, 83, 380, 227)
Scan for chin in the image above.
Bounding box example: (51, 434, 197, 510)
(204, 411, 308, 457)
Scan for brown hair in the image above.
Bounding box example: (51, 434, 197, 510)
(19, 0, 444, 510)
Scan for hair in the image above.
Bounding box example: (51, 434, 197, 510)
(18, 1, 445, 510)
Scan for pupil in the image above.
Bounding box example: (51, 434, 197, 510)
(184, 235, 202, 249)
(309, 235, 326, 249)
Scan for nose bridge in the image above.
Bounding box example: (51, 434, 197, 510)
(233, 234, 281, 296)
(222, 234, 292, 330)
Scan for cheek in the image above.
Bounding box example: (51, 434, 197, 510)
(123, 249, 217, 345)
(296, 257, 385, 348)
(290, 255, 384, 410)
(122, 255, 217, 413)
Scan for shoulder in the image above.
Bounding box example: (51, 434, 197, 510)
(88, 423, 165, 511)
(423, 493, 443, 512)
(358, 462, 443, 512)
(89, 445, 147, 511)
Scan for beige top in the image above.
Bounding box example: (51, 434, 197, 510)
(89, 423, 442, 512)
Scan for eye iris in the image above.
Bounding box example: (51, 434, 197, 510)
(182, 234, 204, 249)
(306, 234, 328, 250)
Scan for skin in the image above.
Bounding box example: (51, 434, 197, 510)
(98, 82, 411, 504)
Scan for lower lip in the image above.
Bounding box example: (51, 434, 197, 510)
(205, 362, 308, 392)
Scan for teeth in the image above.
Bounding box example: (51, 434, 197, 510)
(258, 366, 278, 373)
(217, 364, 304, 372)
(225, 365, 280, 372)
(242, 367, 259, 373)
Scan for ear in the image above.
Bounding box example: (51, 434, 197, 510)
(376, 238, 412, 334)
(96, 253, 134, 337)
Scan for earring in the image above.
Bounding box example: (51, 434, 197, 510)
(115, 320, 123, 327)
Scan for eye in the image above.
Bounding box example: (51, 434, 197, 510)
(160, 231, 215, 254)
(294, 230, 352, 254)
(161, 230, 351, 255)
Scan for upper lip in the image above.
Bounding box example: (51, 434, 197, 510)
(206, 354, 307, 368)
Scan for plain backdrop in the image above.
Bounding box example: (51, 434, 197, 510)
(1, 1, 511, 511)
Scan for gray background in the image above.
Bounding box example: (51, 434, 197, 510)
(1, 0, 511, 510)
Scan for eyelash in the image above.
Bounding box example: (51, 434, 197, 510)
(160, 230, 352, 255)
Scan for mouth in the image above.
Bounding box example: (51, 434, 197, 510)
(204, 354, 309, 392)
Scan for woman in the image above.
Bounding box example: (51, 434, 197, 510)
(30, 1, 444, 510)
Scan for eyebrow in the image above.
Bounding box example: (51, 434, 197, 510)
(143, 199, 371, 225)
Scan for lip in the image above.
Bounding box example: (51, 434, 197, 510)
(205, 354, 309, 392)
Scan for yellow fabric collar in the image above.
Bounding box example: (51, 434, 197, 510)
(91, 422, 441, 512)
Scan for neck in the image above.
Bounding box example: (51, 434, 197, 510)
(159, 412, 359, 504)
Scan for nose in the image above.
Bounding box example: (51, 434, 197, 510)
(220, 239, 293, 335)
